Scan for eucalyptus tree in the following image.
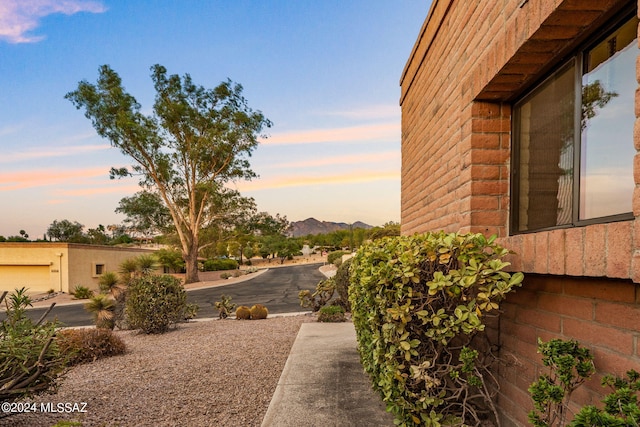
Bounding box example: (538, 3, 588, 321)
(67, 64, 271, 283)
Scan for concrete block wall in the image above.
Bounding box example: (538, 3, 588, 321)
(400, 0, 640, 425)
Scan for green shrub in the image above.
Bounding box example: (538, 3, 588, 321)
(327, 250, 346, 266)
(529, 338, 639, 427)
(125, 274, 187, 334)
(349, 232, 524, 426)
(220, 272, 232, 279)
(529, 338, 595, 427)
(51, 421, 82, 427)
(318, 305, 345, 322)
(334, 258, 352, 311)
(71, 285, 93, 299)
(572, 370, 639, 426)
(0, 288, 67, 402)
(56, 328, 126, 366)
(203, 258, 239, 271)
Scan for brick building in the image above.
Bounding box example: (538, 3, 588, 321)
(400, 0, 640, 424)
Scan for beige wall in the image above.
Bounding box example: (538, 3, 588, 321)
(0, 243, 158, 294)
(66, 244, 159, 292)
(0, 243, 69, 294)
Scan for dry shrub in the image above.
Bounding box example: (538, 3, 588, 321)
(57, 328, 126, 365)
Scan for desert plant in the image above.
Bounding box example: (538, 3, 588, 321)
(56, 328, 126, 366)
(0, 289, 67, 402)
(126, 274, 187, 334)
(220, 272, 232, 279)
(327, 250, 346, 265)
(236, 306, 251, 320)
(51, 421, 82, 427)
(349, 232, 524, 426)
(318, 305, 345, 322)
(249, 304, 268, 320)
(84, 294, 116, 329)
(298, 277, 336, 312)
(182, 303, 199, 321)
(214, 295, 236, 319)
(97, 271, 124, 298)
(118, 257, 140, 282)
(136, 254, 157, 275)
(71, 285, 93, 299)
(334, 257, 352, 311)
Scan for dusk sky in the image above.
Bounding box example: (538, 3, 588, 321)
(0, 1, 430, 239)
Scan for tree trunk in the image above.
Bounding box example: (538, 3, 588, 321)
(183, 240, 200, 284)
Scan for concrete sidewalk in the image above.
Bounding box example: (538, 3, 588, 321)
(262, 322, 395, 427)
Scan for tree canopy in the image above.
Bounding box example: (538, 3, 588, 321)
(66, 64, 271, 283)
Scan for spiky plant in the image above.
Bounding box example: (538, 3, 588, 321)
(136, 254, 157, 275)
(84, 294, 115, 329)
(98, 271, 125, 299)
(119, 258, 139, 284)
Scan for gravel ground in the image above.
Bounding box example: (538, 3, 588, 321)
(2, 315, 314, 427)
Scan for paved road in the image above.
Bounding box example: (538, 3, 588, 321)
(13, 263, 325, 327)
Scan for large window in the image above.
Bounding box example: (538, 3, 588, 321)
(513, 12, 638, 233)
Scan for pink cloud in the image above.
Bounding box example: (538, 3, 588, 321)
(0, 167, 108, 191)
(266, 151, 399, 170)
(1, 144, 111, 163)
(235, 170, 399, 192)
(261, 122, 399, 146)
(55, 184, 140, 197)
(0, 0, 106, 44)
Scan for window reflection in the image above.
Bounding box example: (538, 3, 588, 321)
(580, 16, 638, 220)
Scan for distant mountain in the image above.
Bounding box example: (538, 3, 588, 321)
(289, 218, 373, 237)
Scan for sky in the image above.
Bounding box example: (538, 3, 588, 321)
(0, 0, 430, 239)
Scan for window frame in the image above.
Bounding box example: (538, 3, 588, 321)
(510, 7, 636, 235)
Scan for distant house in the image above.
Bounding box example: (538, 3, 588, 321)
(0, 243, 157, 294)
(401, 1, 640, 425)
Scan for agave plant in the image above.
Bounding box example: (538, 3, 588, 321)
(84, 294, 116, 329)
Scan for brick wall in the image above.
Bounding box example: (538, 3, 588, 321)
(400, 0, 640, 424)
(401, 0, 640, 281)
(498, 275, 640, 426)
